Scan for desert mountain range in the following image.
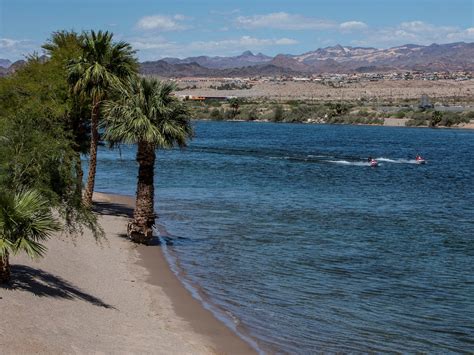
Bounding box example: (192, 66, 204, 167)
(1, 42, 473, 78)
(140, 42, 474, 77)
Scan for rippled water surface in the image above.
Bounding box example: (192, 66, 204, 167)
(91, 122, 474, 353)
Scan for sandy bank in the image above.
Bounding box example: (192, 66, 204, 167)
(0, 192, 255, 354)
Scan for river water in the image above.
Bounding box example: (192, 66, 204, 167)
(91, 121, 474, 353)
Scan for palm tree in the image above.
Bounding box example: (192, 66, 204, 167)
(103, 77, 192, 244)
(0, 190, 60, 284)
(42, 30, 82, 63)
(67, 30, 138, 207)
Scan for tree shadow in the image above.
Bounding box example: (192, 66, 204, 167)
(93, 201, 134, 218)
(1, 265, 114, 309)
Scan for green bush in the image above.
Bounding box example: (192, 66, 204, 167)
(358, 109, 369, 116)
(395, 111, 406, 118)
(439, 112, 469, 127)
(210, 108, 222, 120)
(464, 111, 474, 119)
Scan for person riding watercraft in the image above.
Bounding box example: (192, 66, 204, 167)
(415, 155, 426, 164)
(368, 157, 378, 167)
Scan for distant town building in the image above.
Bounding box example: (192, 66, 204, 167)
(419, 94, 434, 109)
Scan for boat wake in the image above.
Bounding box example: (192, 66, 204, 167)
(327, 160, 372, 166)
(377, 157, 421, 164)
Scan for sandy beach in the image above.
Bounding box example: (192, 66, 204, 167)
(0, 192, 255, 354)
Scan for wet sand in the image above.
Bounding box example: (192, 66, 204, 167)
(0, 191, 255, 354)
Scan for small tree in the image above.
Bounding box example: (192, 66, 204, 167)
(228, 98, 241, 119)
(430, 110, 443, 127)
(210, 108, 223, 120)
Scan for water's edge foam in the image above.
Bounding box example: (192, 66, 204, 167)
(155, 222, 267, 354)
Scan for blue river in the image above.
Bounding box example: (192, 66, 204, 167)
(91, 121, 474, 353)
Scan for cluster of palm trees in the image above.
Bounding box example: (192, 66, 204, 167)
(0, 30, 192, 283)
(67, 30, 193, 243)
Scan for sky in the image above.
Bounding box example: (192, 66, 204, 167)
(0, 0, 473, 61)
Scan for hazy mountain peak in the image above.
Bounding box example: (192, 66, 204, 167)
(240, 50, 254, 56)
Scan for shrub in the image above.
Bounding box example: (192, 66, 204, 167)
(430, 111, 443, 127)
(247, 108, 259, 121)
(395, 111, 406, 118)
(464, 111, 474, 119)
(210, 108, 222, 120)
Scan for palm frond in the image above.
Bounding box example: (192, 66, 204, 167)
(66, 30, 138, 102)
(0, 189, 60, 259)
(103, 77, 193, 149)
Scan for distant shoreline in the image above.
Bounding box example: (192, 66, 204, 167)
(193, 117, 474, 129)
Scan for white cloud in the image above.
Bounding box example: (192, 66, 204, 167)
(130, 36, 177, 51)
(275, 38, 299, 45)
(236, 12, 370, 34)
(236, 12, 335, 30)
(446, 27, 474, 41)
(353, 21, 474, 47)
(0, 38, 23, 48)
(0, 38, 39, 60)
(339, 21, 368, 32)
(136, 14, 189, 31)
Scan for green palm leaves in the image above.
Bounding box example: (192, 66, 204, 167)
(0, 190, 60, 259)
(0, 189, 60, 283)
(68, 30, 137, 102)
(103, 77, 192, 148)
(67, 30, 138, 207)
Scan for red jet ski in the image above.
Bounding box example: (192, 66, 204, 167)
(370, 159, 378, 167)
(415, 155, 426, 164)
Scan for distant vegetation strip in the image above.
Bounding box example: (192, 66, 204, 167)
(186, 98, 474, 127)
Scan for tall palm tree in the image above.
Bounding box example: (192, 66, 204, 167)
(0, 190, 60, 284)
(103, 77, 192, 244)
(68, 30, 137, 207)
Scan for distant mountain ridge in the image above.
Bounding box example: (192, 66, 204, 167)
(0, 59, 26, 77)
(0, 59, 12, 68)
(1, 42, 473, 78)
(141, 42, 474, 77)
(161, 50, 272, 69)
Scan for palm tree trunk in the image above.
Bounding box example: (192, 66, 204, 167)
(0, 251, 10, 284)
(127, 141, 155, 244)
(83, 101, 100, 207)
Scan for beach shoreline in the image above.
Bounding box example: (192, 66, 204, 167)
(95, 192, 258, 354)
(0, 191, 256, 354)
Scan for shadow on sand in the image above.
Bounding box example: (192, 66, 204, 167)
(1, 265, 114, 309)
(93, 201, 134, 218)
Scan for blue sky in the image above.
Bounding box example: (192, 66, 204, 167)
(0, 0, 473, 61)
